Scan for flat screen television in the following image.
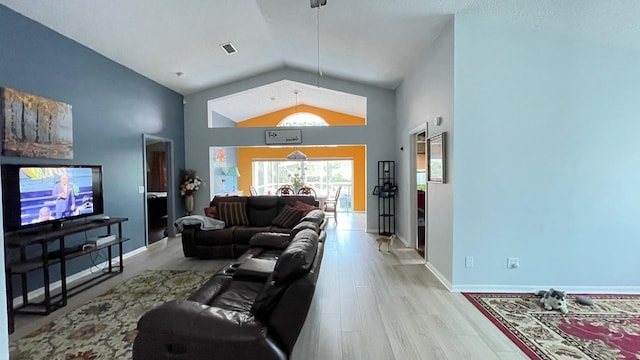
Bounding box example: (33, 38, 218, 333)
(1, 164, 104, 232)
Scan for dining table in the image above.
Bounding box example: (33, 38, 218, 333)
(277, 190, 327, 209)
(313, 190, 328, 210)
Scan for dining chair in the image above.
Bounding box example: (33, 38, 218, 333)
(323, 185, 342, 224)
(297, 186, 316, 197)
(276, 185, 295, 196)
(249, 186, 258, 196)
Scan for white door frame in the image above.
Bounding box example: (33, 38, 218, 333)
(142, 134, 177, 244)
(408, 123, 427, 257)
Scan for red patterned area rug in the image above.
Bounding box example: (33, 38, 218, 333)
(463, 293, 640, 360)
(9, 269, 212, 360)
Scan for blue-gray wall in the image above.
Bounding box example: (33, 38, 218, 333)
(0, 5, 185, 349)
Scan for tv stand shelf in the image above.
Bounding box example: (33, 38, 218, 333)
(4, 217, 128, 334)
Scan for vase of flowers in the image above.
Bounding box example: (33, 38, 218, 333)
(289, 173, 304, 193)
(180, 169, 203, 215)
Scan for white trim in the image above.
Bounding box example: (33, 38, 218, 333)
(408, 123, 426, 135)
(450, 284, 640, 294)
(395, 234, 409, 247)
(425, 261, 453, 291)
(11, 246, 148, 307)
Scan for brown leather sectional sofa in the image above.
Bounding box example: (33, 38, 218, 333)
(181, 195, 324, 259)
(133, 215, 326, 360)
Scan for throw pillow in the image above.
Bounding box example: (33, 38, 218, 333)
(272, 205, 304, 228)
(204, 206, 219, 219)
(217, 202, 249, 226)
(294, 200, 319, 216)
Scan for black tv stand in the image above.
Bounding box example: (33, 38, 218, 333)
(51, 220, 63, 230)
(4, 217, 129, 334)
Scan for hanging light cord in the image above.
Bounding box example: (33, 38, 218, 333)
(316, 6, 322, 87)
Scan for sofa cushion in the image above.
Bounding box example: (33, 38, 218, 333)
(272, 205, 304, 228)
(251, 229, 318, 318)
(246, 207, 277, 227)
(273, 229, 318, 285)
(204, 206, 219, 219)
(301, 209, 325, 226)
(249, 232, 291, 249)
(233, 226, 273, 245)
(194, 227, 235, 245)
(290, 221, 320, 238)
(207, 280, 264, 312)
(212, 196, 247, 207)
(218, 202, 250, 226)
(247, 195, 280, 208)
(294, 200, 319, 216)
(277, 195, 317, 210)
(234, 258, 277, 281)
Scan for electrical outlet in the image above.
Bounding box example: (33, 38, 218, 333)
(465, 256, 474, 268)
(507, 257, 519, 269)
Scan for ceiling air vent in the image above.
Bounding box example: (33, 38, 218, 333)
(220, 42, 237, 55)
(310, 0, 327, 8)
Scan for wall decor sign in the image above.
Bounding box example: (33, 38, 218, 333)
(427, 132, 446, 183)
(0, 87, 73, 159)
(265, 129, 302, 145)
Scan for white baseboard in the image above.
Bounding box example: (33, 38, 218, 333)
(451, 284, 640, 294)
(421, 262, 640, 294)
(12, 245, 148, 307)
(425, 261, 453, 291)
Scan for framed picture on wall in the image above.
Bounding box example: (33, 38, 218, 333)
(427, 132, 446, 183)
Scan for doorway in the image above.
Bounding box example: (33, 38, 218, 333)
(143, 135, 176, 245)
(416, 131, 426, 258)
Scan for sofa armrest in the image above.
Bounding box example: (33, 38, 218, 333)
(134, 300, 286, 360)
(249, 232, 290, 249)
(234, 258, 277, 281)
(137, 300, 257, 340)
(180, 226, 198, 257)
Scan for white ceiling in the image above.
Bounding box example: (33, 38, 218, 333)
(209, 80, 367, 122)
(2, 1, 640, 121)
(0, 0, 458, 95)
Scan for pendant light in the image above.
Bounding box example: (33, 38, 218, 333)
(287, 149, 308, 160)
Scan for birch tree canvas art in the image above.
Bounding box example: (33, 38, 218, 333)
(0, 87, 73, 159)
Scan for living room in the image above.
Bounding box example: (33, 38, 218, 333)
(2, 1, 640, 358)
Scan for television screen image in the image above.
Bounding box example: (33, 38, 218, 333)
(1, 164, 104, 232)
(18, 167, 96, 225)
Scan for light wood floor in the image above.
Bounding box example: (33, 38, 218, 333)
(10, 212, 527, 360)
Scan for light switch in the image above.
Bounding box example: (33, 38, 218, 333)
(138, 186, 145, 194)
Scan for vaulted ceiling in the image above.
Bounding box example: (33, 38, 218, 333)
(2, 1, 639, 121)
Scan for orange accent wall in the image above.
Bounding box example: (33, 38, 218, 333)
(237, 104, 365, 127)
(237, 146, 366, 211)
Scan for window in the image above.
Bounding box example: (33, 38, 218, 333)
(252, 159, 353, 212)
(278, 112, 329, 127)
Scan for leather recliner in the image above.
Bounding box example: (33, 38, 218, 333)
(133, 223, 324, 360)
